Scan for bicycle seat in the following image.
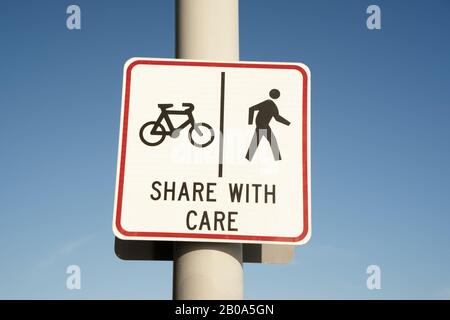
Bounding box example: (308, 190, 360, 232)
(158, 104, 173, 109)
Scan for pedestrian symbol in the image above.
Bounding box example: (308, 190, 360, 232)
(245, 89, 291, 161)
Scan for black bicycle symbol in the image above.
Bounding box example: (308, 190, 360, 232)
(139, 103, 215, 148)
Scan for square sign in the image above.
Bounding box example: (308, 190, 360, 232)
(113, 58, 311, 245)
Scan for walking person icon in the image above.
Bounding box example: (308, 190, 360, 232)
(245, 89, 291, 161)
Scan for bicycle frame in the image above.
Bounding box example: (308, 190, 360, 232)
(150, 108, 197, 136)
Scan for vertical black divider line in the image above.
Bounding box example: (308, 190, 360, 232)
(218, 72, 225, 178)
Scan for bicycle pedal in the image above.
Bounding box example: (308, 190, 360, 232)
(171, 129, 181, 138)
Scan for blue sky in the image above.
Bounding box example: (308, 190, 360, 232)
(1, 0, 450, 299)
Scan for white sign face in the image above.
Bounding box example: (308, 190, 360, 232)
(113, 58, 311, 245)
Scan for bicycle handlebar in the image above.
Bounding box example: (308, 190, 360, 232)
(182, 103, 195, 111)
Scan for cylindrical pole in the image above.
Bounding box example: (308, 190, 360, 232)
(173, 0, 243, 300)
(176, 0, 239, 60)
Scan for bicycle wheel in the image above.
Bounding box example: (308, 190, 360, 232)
(139, 121, 166, 146)
(188, 123, 215, 148)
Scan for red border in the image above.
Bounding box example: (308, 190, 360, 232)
(115, 59, 309, 243)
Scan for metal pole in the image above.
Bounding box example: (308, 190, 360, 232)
(173, 0, 243, 300)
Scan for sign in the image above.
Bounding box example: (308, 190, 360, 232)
(113, 58, 311, 245)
